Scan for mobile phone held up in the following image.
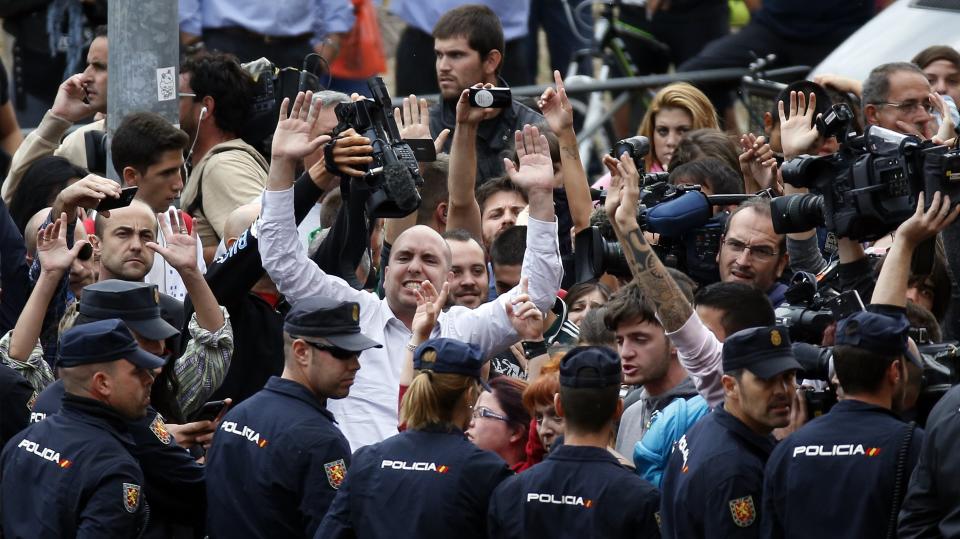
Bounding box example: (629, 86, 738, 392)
(96, 186, 139, 212)
(190, 400, 230, 422)
(469, 87, 511, 108)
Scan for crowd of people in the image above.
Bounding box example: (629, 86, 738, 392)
(2, 0, 960, 538)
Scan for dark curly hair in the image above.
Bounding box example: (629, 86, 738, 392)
(180, 51, 255, 135)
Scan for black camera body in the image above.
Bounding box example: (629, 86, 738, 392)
(772, 103, 960, 241)
(610, 136, 650, 163)
(468, 87, 511, 108)
(331, 77, 427, 218)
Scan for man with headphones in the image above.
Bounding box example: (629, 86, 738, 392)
(178, 52, 269, 265)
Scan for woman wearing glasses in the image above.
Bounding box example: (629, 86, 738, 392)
(316, 338, 512, 539)
(466, 376, 535, 472)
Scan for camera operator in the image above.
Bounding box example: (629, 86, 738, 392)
(604, 150, 793, 409)
(762, 191, 960, 538)
(258, 92, 561, 450)
(427, 5, 544, 184)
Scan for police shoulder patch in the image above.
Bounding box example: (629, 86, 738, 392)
(149, 414, 172, 445)
(123, 483, 141, 513)
(324, 459, 347, 490)
(728, 495, 756, 527)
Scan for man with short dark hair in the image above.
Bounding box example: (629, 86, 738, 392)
(605, 282, 697, 465)
(862, 62, 936, 137)
(178, 52, 269, 262)
(442, 228, 488, 309)
(693, 281, 776, 341)
(1, 319, 161, 537)
(660, 325, 801, 538)
(477, 176, 528, 250)
(426, 4, 543, 184)
(205, 297, 380, 537)
(487, 346, 661, 538)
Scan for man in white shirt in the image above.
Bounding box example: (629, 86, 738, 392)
(258, 93, 562, 449)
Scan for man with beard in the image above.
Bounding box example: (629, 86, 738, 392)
(761, 192, 958, 538)
(659, 325, 801, 538)
(442, 229, 488, 309)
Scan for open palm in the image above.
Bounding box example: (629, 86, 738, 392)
(272, 91, 331, 161)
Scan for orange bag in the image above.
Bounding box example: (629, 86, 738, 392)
(330, 0, 387, 79)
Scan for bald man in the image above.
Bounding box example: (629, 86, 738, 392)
(259, 94, 562, 450)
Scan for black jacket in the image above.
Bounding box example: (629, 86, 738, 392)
(429, 96, 544, 185)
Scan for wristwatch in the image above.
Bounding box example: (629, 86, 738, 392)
(521, 340, 548, 360)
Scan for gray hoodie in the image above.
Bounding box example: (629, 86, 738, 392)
(615, 377, 699, 465)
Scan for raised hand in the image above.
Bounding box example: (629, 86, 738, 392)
(54, 174, 122, 217)
(603, 152, 642, 233)
(50, 74, 96, 123)
(394, 94, 450, 154)
(896, 192, 960, 248)
(778, 91, 820, 160)
(505, 277, 545, 342)
(739, 133, 780, 193)
(455, 84, 499, 126)
(503, 125, 555, 192)
(539, 70, 574, 134)
(145, 209, 198, 274)
(37, 212, 88, 274)
(412, 281, 449, 342)
(931, 92, 955, 142)
(271, 91, 332, 162)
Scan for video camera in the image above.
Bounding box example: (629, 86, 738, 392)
(771, 103, 960, 241)
(574, 136, 756, 285)
(327, 76, 437, 218)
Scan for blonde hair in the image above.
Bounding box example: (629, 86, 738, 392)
(400, 370, 477, 430)
(638, 82, 719, 170)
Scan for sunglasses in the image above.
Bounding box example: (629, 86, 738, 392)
(305, 341, 357, 360)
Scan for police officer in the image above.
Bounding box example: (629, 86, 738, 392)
(0, 319, 163, 537)
(316, 338, 513, 539)
(660, 325, 801, 538)
(762, 310, 925, 538)
(30, 280, 209, 536)
(487, 346, 660, 538)
(205, 297, 381, 538)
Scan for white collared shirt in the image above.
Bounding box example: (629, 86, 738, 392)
(258, 187, 561, 450)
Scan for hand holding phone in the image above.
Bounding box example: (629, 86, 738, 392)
(190, 399, 230, 423)
(96, 186, 139, 212)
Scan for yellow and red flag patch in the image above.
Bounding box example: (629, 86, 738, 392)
(729, 495, 756, 527)
(149, 415, 172, 445)
(123, 483, 141, 513)
(325, 459, 347, 489)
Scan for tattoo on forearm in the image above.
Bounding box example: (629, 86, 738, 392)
(621, 228, 693, 331)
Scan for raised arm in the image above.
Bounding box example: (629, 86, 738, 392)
(446, 85, 497, 239)
(873, 192, 959, 307)
(540, 70, 592, 233)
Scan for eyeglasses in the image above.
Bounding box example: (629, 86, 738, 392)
(472, 406, 510, 423)
(723, 238, 779, 261)
(178, 92, 197, 98)
(304, 341, 357, 360)
(874, 100, 935, 115)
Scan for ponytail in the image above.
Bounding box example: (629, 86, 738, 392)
(401, 370, 476, 430)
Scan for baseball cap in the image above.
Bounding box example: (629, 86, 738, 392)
(79, 280, 179, 341)
(559, 346, 623, 388)
(723, 326, 802, 379)
(58, 318, 166, 370)
(284, 297, 381, 352)
(414, 338, 490, 390)
(835, 311, 923, 367)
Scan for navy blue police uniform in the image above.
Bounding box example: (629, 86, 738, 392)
(316, 338, 513, 539)
(205, 297, 381, 538)
(487, 346, 660, 539)
(660, 326, 802, 538)
(0, 319, 165, 538)
(762, 310, 924, 538)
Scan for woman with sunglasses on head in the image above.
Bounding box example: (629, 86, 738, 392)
(316, 337, 513, 539)
(467, 376, 535, 472)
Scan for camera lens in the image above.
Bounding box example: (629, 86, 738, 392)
(771, 193, 824, 234)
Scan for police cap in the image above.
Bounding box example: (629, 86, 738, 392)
(723, 325, 802, 379)
(414, 338, 490, 390)
(79, 280, 179, 341)
(835, 311, 923, 367)
(559, 346, 622, 388)
(284, 297, 382, 352)
(58, 318, 166, 369)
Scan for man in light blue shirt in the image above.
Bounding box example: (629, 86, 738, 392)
(179, 0, 355, 70)
(391, 0, 532, 96)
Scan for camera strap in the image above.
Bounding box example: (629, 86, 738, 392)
(885, 420, 916, 539)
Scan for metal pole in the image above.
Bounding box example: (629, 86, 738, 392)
(106, 1, 180, 181)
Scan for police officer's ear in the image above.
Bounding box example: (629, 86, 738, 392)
(721, 373, 740, 400)
(290, 338, 312, 367)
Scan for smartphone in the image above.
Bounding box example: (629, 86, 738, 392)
(190, 400, 229, 422)
(96, 186, 138, 212)
(469, 87, 511, 108)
